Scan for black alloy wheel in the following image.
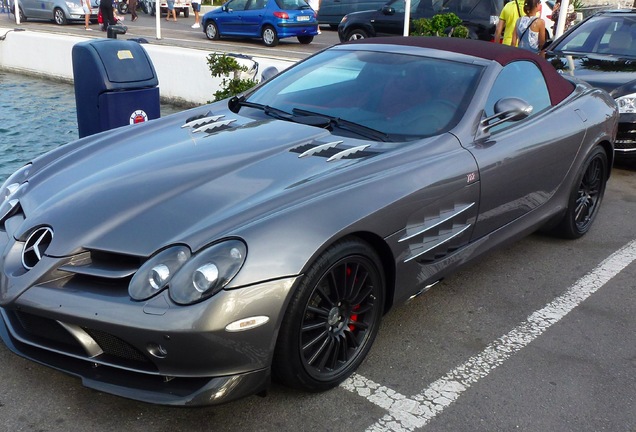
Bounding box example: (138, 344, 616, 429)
(555, 146, 608, 238)
(273, 238, 384, 391)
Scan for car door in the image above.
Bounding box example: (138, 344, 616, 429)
(464, 60, 587, 239)
(241, 0, 266, 36)
(217, 0, 249, 34)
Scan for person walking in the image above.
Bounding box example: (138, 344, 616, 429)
(511, 0, 546, 56)
(129, 0, 138, 21)
(494, 0, 525, 45)
(191, 0, 200, 28)
(166, 0, 177, 21)
(82, 0, 93, 29)
(99, 0, 117, 30)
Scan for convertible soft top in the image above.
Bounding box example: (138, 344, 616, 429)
(349, 37, 575, 106)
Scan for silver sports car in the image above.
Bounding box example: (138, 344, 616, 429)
(0, 37, 617, 406)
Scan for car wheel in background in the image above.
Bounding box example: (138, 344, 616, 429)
(53, 7, 67, 25)
(273, 238, 385, 391)
(346, 28, 368, 40)
(205, 21, 219, 40)
(183, 7, 189, 17)
(14, 7, 27, 22)
(553, 146, 608, 239)
(297, 35, 314, 44)
(262, 25, 279, 47)
(117, 2, 128, 13)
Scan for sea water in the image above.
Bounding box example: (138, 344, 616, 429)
(0, 71, 183, 181)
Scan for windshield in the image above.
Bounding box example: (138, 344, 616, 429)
(246, 49, 482, 141)
(552, 14, 636, 57)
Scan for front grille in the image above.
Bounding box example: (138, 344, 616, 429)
(9, 310, 154, 370)
(83, 327, 149, 363)
(615, 123, 636, 151)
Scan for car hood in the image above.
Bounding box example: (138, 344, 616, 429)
(17, 107, 388, 258)
(547, 52, 636, 96)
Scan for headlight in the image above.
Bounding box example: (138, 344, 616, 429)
(129, 246, 191, 301)
(169, 239, 246, 305)
(0, 164, 31, 221)
(340, 16, 347, 24)
(66, 1, 79, 7)
(616, 93, 636, 114)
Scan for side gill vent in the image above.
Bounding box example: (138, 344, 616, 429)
(290, 141, 378, 161)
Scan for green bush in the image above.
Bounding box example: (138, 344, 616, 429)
(207, 53, 258, 102)
(410, 13, 469, 38)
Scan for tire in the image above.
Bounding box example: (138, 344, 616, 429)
(183, 7, 189, 17)
(117, 2, 128, 14)
(14, 7, 27, 22)
(346, 28, 368, 41)
(53, 7, 67, 25)
(553, 146, 608, 239)
(262, 25, 279, 47)
(273, 238, 385, 391)
(297, 35, 313, 44)
(205, 21, 219, 40)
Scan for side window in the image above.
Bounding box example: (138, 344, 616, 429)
(485, 61, 551, 133)
(246, 0, 265, 9)
(229, 0, 249, 10)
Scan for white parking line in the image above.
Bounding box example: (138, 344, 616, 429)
(342, 239, 636, 431)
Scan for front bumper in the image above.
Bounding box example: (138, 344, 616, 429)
(0, 262, 297, 405)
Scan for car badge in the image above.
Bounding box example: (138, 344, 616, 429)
(22, 227, 54, 270)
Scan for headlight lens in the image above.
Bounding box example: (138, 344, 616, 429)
(169, 239, 247, 305)
(129, 246, 191, 301)
(616, 93, 636, 114)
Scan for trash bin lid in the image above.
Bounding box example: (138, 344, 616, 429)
(94, 41, 156, 84)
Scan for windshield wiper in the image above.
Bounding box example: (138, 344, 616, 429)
(292, 108, 389, 142)
(228, 96, 294, 121)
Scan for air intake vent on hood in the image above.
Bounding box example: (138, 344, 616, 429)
(290, 141, 378, 161)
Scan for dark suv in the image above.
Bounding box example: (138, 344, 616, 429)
(338, 0, 503, 42)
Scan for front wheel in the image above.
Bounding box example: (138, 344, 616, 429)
(297, 35, 313, 44)
(346, 28, 368, 41)
(205, 21, 219, 40)
(183, 7, 189, 17)
(14, 7, 27, 22)
(273, 238, 385, 391)
(262, 25, 279, 47)
(553, 146, 608, 239)
(53, 7, 67, 24)
(117, 2, 128, 14)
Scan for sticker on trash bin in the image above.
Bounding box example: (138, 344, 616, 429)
(117, 50, 134, 60)
(130, 110, 148, 124)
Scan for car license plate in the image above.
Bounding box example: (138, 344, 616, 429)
(297, 15, 309, 21)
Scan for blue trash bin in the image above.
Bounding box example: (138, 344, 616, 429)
(72, 39, 160, 138)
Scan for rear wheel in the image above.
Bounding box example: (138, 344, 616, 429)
(117, 2, 128, 14)
(553, 146, 608, 239)
(183, 7, 189, 17)
(273, 238, 385, 391)
(346, 28, 368, 40)
(53, 7, 67, 25)
(205, 21, 219, 40)
(262, 25, 279, 47)
(297, 35, 313, 44)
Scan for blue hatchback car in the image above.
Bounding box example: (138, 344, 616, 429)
(202, 0, 318, 46)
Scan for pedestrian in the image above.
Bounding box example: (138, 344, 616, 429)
(494, 0, 525, 45)
(166, 0, 177, 21)
(512, 0, 546, 56)
(129, 0, 138, 21)
(99, 0, 117, 30)
(82, 0, 93, 30)
(190, 0, 200, 28)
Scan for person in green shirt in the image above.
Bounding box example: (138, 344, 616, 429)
(494, 0, 525, 45)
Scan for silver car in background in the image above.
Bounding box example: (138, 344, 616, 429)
(9, 0, 99, 25)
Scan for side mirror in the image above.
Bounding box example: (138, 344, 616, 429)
(381, 5, 395, 15)
(260, 66, 279, 82)
(222, 4, 229, 11)
(480, 97, 533, 133)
